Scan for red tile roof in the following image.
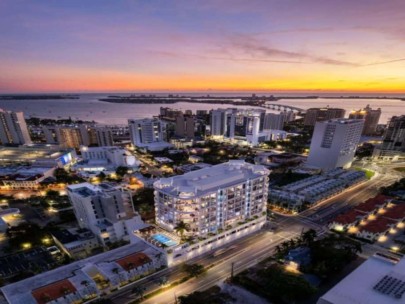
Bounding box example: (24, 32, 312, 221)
(355, 194, 391, 213)
(333, 210, 365, 225)
(32, 279, 77, 304)
(116, 252, 151, 271)
(382, 204, 405, 220)
(358, 218, 397, 234)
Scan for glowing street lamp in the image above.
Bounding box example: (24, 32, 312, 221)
(22, 242, 32, 250)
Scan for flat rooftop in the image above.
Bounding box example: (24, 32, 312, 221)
(67, 182, 117, 197)
(318, 254, 405, 304)
(154, 160, 269, 198)
(0, 145, 71, 162)
(322, 118, 365, 125)
(1, 242, 156, 304)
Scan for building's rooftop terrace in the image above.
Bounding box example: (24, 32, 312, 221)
(154, 160, 269, 198)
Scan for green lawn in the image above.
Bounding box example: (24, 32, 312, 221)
(353, 167, 375, 179)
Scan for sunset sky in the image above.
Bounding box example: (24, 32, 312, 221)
(1, 0, 405, 93)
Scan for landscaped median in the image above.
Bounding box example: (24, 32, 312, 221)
(353, 167, 376, 179)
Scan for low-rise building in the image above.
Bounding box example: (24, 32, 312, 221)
(51, 228, 99, 259)
(0, 208, 20, 232)
(74, 146, 139, 174)
(328, 195, 405, 241)
(357, 218, 398, 241)
(329, 209, 367, 232)
(318, 254, 405, 304)
(269, 169, 366, 211)
(1, 242, 163, 304)
(0, 145, 76, 168)
(0, 166, 55, 190)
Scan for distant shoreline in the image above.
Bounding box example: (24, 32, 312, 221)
(99, 95, 405, 105)
(0, 95, 79, 100)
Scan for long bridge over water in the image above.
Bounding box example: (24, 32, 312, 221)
(261, 103, 306, 113)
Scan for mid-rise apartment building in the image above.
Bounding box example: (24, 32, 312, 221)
(95, 126, 114, 146)
(263, 111, 295, 130)
(175, 114, 195, 139)
(154, 160, 269, 236)
(128, 118, 172, 151)
(307, 119, 364, 170)
(0, 109, 31, 145)
(304, 107, 346, 126)
(210, 108, 271, 146)
(67, 183, 142, 246)
(43, 125, 97, 148)
(348, 105, 381, 136)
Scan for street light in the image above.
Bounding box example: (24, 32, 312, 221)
(42, 237, 51, 245)
(22, 242, 32, 250)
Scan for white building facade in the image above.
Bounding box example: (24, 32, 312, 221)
(210, 108, 277, 146)
(307, 119, 364, 170)
(0, 109, 31, 145)
(95, 126, 114, 146)
(128, 118, 172, 151)
(154, 160, 269, 236)
(67, 183, 143, 246)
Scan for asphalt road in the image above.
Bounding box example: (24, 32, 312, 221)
(110, 161, 405, 304)
(110, 213, 326, 304)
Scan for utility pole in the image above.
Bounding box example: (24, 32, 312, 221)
(231, 262, 235, 280)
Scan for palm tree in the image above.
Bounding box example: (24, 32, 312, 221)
(157, 276, 168, 286)
(41, 294, 52, 303)
(61, 286, 73, 302)
(112, 267, 122, 285)
(155, 252, 163, 266)
(81, 280, 91, 298)
(127, 262, 136, 279)
(132, 285, 146, 299)
(288, 238, 296, 248)
(174, 221, 189, 239)
(281, 241, 290, 252)
(301, 229, 317, 246)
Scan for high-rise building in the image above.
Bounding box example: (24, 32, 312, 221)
(304, 108, 346, 126)
(263, 111, 295, 130)
(154, 160, 269, 237)
(175, 114, 195, 139)
(0, 109, 31, 145)
(95, 126, 114, 146)
(42, 125, 58, 144)
(373, 115, 405, 161)
(43, 125, 97, 148)
(307, 119, 364, 170)
(86, 125, 98, 146)
(210, 108, 267, 146)
(67, 183, 141, 246)
(348, 105, 381, 136)
(159, 107, 183, 121)
(55, 126, 85, 148)
(128, 118, 172, 151)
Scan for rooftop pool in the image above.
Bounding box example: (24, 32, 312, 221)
(152, 233, 178, 247)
